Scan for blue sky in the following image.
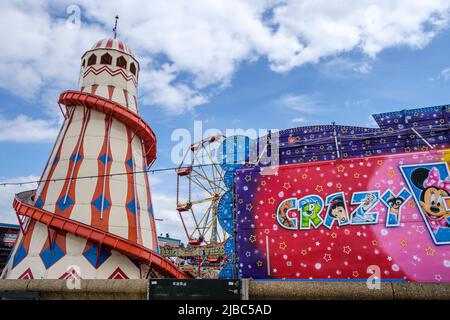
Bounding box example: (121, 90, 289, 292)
(1, 1, 450, 240)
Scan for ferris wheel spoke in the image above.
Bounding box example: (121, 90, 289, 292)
(191, 169, 219, 193)
(194, 151, 217, 192)
(190, 197, 214, 205)
(189, 208, 203, 239)
(192, 168, 225, 193)
(205, 143, 219, 194)
(199, 202, 214, 236)
(189, 174, 215, 196)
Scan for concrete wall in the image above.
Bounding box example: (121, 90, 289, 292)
(0, 279, 147, 300)
(246, 280, 450, 300)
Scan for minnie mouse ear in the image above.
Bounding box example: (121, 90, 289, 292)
(411, 168, 430, 190)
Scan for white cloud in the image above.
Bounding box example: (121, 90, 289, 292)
(0, 113, 59, 143)
(0, 175, 39, 225)
(291, 117, 308, 124)
(320, 57, 373, 78)
(430, 67, 450, 81)
(276, 94, 320, 113)
(0, 0, 449, 114)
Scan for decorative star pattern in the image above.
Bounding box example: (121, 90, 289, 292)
(236, 147, 450, 281)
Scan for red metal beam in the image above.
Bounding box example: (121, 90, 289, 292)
(58, 91, 157, 166)
(13, 194, 189, 279)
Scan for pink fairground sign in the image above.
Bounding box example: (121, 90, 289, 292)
(235, 150, 450, 282)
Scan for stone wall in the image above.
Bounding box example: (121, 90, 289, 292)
(245, 280, 450, 300)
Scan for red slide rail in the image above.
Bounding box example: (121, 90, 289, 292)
(14, 191, 189, 279)
(58, 90, 157, 166)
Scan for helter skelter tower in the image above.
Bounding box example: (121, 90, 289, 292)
(1, 21, 187, 280)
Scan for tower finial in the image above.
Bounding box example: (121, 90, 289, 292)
(113, 15, 119, 39)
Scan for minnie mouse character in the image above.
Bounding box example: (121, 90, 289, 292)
(411, 167, 450, 241)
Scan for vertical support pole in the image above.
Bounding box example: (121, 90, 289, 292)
(265, 235, 271, 276)
(411, 127, 434, 149)
(332, 122, 341, 159)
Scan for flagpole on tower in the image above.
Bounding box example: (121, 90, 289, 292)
(113, 15, 119, 39)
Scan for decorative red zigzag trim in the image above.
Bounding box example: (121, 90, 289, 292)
(82, 65, 137, 86)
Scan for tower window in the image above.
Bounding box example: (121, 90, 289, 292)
(130, 63, 137, 76)
(87, 54, 97, 66)
(116, 56, 127, 69)
(100, 53, 112, 65)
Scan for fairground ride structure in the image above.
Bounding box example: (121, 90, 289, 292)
(1, 31, 187, 280)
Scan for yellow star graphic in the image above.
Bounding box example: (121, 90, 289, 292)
(256, 260, 263, 267)
(315, 185, 323, 192)
(300, 249, 307, 256)
(301, 174, 308, 180)
(377, 160, 384, 166)
(337, 165, 345, 172)
(283, 182, 291, 190)
(400, 239, 408, 247)
(279, 242, 287, 250)
(353, 173, 360, 179)
(331, 233, 337, 239)
(336, 183, 342, 189)
(387, 169, 396, 178)
(249, 235, 256, 243)
(425, 246, 435, 256)
(372, 240, 378, 246)
(352, 271, 359, 277)
(268, 197, 275, 205)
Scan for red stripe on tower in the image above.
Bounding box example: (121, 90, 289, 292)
(89, 114, 113, 231)
(123, 90, 129, 108)
(118, 41, 125, 52)
(106, 39, 113, 49)
(125, 127, 138, 243)
(91, 84, 99, 95)
(133, 95, 138, 113)
(37, 108, 76, 207)
(142, 143, 158, 250)
(107, 85, 115, 101)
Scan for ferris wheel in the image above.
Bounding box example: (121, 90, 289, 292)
(176, 135, 228, 246)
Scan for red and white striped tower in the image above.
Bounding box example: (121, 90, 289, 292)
(1, 31, 187, 280)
